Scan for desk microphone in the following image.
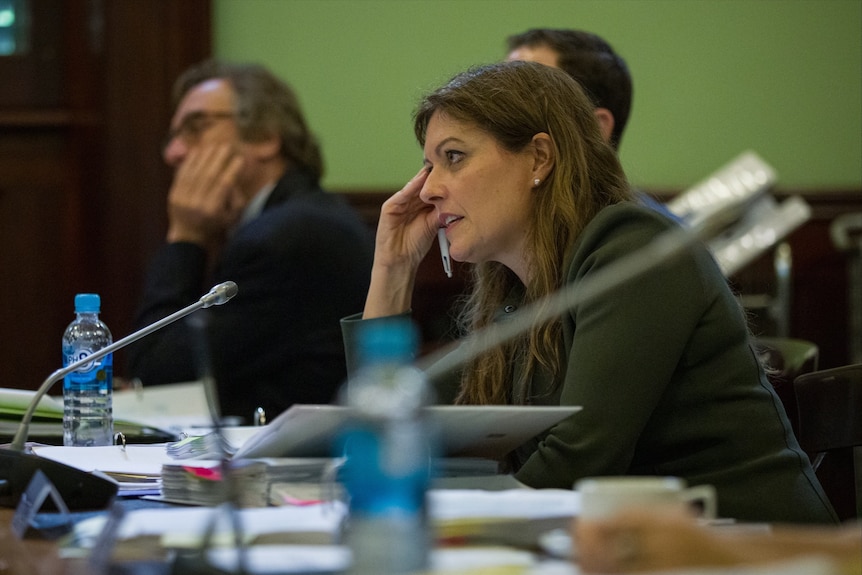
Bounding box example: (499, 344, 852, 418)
(0, 281, 238, 510)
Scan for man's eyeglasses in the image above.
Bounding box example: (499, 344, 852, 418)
(164, 110, 236, 149)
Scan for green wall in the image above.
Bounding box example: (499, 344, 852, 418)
(214, 0, 862, 192)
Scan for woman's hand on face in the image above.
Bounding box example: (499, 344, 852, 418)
(374, 168, 438, 271)
(362, 168, 437, 319)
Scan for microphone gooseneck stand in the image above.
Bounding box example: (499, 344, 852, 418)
(0, 281, 238, 511)
(170, 313, 249, 575)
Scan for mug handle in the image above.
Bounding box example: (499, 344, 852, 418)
(681, 484, 717, 519)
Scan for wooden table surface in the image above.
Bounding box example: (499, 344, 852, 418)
(0, 507, 79, 575)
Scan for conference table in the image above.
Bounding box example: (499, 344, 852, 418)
(1, 386, 849, 575)
(0, 495, 579, 575)
(0, 453, 852, 575)
(0, 383, 584, 574)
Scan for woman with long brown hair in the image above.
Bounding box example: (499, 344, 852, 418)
(342, 61, 835, 525)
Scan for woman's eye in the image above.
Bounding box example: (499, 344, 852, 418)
(445, 150, 464, 164)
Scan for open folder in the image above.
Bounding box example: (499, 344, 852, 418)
(0, 387, 177, 443)
(232, 404, 582, 461)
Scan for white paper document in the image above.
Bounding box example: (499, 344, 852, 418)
(113, 380, 213, 431)
(31, 444, 174, 476)
(31, 444, 172, 495)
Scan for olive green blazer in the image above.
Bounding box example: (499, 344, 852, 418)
(342, 202, 837, 524)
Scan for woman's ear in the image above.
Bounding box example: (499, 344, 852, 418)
(531, 132, 555, 183)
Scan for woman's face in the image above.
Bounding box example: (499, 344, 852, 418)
(420, 111, 537, 282)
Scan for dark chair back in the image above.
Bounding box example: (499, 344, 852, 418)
(794, 363, 862, 520)
(755, 337, 819, 435)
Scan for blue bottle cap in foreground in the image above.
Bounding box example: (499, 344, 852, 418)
(74, 293, 101, 313)
(357, 318, 418, 364)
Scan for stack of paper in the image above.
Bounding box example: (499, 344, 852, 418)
(31, 444, 171, 496)
(430, 488, 580, 548)
(160, 459, 269, 507)
(167, 433, 233, 459)
(259, 458, 334, 506)
(165, 427, 262, 459)
(161, 457, 335, 507)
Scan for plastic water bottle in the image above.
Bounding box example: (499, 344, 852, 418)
(62, 293, 114, 447)
(338, 318, 436, 574)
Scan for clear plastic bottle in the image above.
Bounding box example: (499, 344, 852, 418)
(62, 293, 114, 447)
(338, 318, 436, 574)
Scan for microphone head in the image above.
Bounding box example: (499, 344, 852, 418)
(201, 281, 239, 308)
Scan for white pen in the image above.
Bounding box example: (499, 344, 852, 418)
(437, 227, 452, 278)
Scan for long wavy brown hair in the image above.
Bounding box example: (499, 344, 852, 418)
(413, 61, 632, 405)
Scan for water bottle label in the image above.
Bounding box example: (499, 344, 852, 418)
(69, 348, 97, 372)
(64, 348, 113, 387)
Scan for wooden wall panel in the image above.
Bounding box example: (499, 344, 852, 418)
(98, 1, 212, 375)
(0, 129, 75, 388)
(0, 0, 210, 392)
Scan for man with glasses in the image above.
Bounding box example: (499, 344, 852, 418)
(127, 60, 374, 422)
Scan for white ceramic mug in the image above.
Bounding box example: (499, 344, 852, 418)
(575, 476, 717, 520)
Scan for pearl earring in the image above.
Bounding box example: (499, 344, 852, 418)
(533, 178, 541, 187)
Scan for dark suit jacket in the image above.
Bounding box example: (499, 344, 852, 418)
(127, 170, 374, 422)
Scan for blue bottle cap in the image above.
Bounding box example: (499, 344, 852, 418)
(357, 318, 418, 364)
(74, 293, 101, 313)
